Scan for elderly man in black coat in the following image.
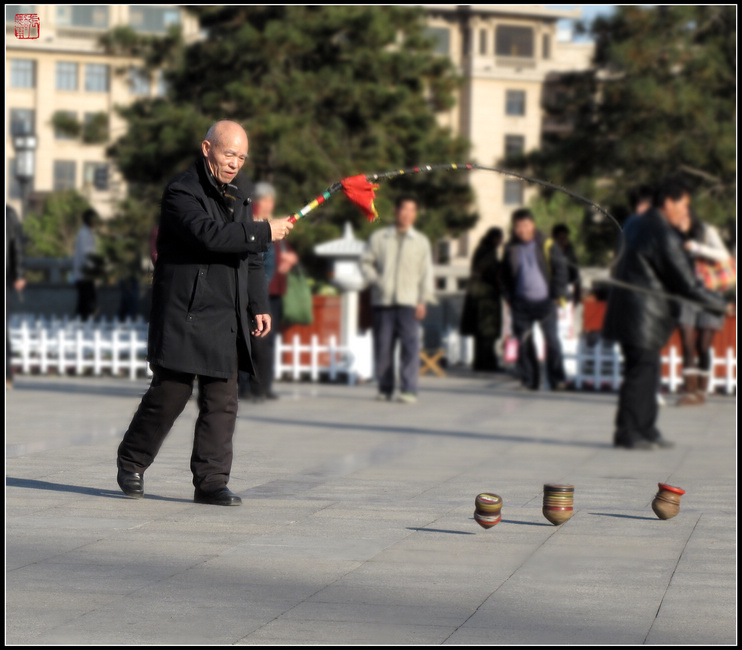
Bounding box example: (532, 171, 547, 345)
(603, 176, 725, 450)
(116, 120, 294, 505)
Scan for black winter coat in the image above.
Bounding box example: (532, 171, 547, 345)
(602, 208, 725, 351)
(147, 158, 272, 378)
(501, 230, 568, 304)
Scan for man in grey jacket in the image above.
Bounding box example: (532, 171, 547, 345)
(360, 196, 435, 403)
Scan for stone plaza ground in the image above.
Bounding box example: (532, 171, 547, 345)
(5, 372, 737, 645)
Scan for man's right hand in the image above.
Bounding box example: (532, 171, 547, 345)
(269, 217, 294, 241)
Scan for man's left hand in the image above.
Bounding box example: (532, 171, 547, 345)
(252, 314, 272, 337)
(415, 303, 427, 321)
(14, 279, 26, 293)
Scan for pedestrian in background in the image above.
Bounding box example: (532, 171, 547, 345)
(603, 176, 726, 449)
(72, 208, 101, 321)
(361, 195, 435, 404)
(240, 181, 290, 402)
(673, 208, 733, 406)
(551, 223, 581, 306)
(501, 209, 568, 391)
(6, 205, 26, 389)
(460, 227, 504, 372)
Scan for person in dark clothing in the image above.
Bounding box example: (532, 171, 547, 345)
(6, 205, 26, 388)
(603, 176, 726, 450)
(116, 121, 294, 506)
(551, 223, 581, 306)
(460, 227, 504, 371)
(240, 181, 289, 402)
(501, 209, 569, 391)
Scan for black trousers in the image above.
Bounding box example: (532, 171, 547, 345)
(117, 363, 239, 492)
(245, 295, 283, 397)
(510, 299, 566, 390)
(75, 280, 97, 320)
(614, 343, 661, 445)
(373, 306, 419, 396)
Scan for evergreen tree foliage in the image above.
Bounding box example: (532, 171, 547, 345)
(104, 6, 477, 278)
(512, 5, 736, 264)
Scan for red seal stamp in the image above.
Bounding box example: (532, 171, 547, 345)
(15, 14, 40, 39)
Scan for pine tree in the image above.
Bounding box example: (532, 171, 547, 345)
(513, 5, 736, 264)
(104, 6, 477, 277)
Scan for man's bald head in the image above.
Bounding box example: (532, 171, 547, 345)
(202, 121, 249, 184)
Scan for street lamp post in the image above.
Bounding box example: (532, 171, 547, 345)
(13, 134, 37, 219)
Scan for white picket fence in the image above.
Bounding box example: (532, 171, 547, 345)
(273, 332, 374, 385)
(8, 315, 152, 380)
(7, 315, 737, 394)
(442, 328, 736, 395)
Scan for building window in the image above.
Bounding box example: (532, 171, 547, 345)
(53, 160, 76, 191)
(56, 61, 79, 90)
(505, 135, 525, 157)
(10, 108, 34, 136)
(56, 6, 109, 29)
(85, 64, 109, 92)
(129, 6, 181, 33)
(129, 67, 150, 95)
(496, 25, 534, 58)
(479, 29, 488, 55)
(425, 27, 450, 55)
(505, 90, 526, 116)
(504, 180, 524, 205)
(542, 34, 551, 60)
(84, 162, 109, 190)
(54, 111, 78, 140)
(83, 112, 109, 143)
(436, 240, 451, 265)
(8, 158, 34, 200)
(155, 69, 169, 97)
(10, 59, 35, 88)
(457, 232, 469, 258)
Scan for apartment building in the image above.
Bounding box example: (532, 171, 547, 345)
(5, 4, 200, 218)
(423, 5, 593, 289)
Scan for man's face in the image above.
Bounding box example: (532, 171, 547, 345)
(635, 199, 652, 215)
(395, 200, 418, 232)
(202, 125, 248, 184)
(514, 218, 535, 242)
(555, 232, 569, 250)
(253, 196, 275, 221)
(661, 193, 691, 230)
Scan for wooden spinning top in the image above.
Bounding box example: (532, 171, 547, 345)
(474, 493, 502, 529)
(651, 483, 685, 520)
(542, 484, 574, 525)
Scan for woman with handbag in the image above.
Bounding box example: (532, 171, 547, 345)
(675, 210, 735, 405)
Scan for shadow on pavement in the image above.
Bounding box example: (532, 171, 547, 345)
(12, 380, 149, 399)
(407, 527, 475, 535)
(588, 512, 657, 521)
(5, 477, 192, 503)
(244, 415, 613, 449)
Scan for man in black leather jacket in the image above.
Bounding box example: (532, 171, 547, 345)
(603, 176, 726, 449)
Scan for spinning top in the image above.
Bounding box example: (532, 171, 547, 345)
(474, 493, 502, 529)
(542, 484, 574, 525)
(651, 483, 685, 520)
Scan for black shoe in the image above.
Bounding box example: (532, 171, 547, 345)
(613, 438, 654, 450)
(248, 394, 266, 404)
(194, 487, 242, 506)
(651, 436, 676, 449)
(117, 467, 144, 498)
(265, 392, 280, 400)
